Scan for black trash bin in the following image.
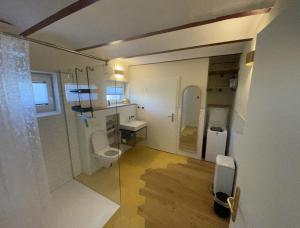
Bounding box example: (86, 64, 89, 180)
(214, 192, 230, 218)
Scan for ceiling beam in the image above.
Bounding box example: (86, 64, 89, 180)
(120, 38, 252, 59)
(128, 53, 242, 67)
(0, 19, 13, 25)
(77, 7, 270, 51)
(20, 0, 100, 36)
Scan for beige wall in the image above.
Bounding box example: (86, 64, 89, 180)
(228, 41, 254, 157)
(228, 0, 290, 157)
(129, 59, 208, 108)
(233, 41, 253, 120)
(128, 58, 209, 157)
(230, 0, 300, 227)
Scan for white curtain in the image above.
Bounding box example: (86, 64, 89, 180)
(0, 34, 50, 228)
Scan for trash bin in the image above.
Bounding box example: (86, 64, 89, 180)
(214, 192, 230, 218)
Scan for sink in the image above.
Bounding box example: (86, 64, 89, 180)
(120, 120, 147, 131)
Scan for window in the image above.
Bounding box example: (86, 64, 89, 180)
(31, 72, 61, 117)
(32, 81, 49, 105)
(106, 82, 126, 105)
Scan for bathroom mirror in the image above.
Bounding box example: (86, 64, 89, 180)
(179, 86, 201, 153)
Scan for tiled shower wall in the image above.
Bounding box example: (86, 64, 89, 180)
(38, 114, 73, 192)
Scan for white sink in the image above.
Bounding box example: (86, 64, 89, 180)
(120, 120, 147, 131)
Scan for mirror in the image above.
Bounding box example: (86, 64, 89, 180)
(179, 86, 201, 153)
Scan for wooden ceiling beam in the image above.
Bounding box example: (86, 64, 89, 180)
(20, 0, 99, 36)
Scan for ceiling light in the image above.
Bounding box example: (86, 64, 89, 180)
(114, 69, 124, 75)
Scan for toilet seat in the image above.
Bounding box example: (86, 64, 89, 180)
(91, 130, 122, 164)
(92, 146, 121, 162)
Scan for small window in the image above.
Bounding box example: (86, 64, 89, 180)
(31, 72, 61, 117)
(32, 81, 49, 105)
(106, 82, 126, 105)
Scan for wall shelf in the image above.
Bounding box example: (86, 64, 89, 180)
(207, 87, 236, 92)
(70, 66, 95, 117)
(208, 69, 239, 75)
(71, 105, 93, 113)
(70, 89, 92, 93)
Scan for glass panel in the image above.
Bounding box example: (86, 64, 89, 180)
(60, 65, 121, 205)
(30, 62, 121, 225)
(32, 81, 49, 105)
(179, 86, 201, 153)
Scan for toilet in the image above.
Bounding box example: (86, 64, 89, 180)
(91, 130, 122, 164)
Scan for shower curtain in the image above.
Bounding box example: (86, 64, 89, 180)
(0, 34, 50, 228)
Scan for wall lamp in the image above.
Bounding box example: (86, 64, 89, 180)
(114, 69, 124, 80)
(245, 51, 255, 67)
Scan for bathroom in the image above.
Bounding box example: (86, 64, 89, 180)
(0, 35, 268, 228)
(9, 38, 238, 227)
(1, 1, 299, 228)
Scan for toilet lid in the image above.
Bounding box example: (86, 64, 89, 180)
(91, 130, 109, 151)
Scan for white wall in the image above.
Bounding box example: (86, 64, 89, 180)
(228, 41, 254, 158)
(230, 1, 300, 227)
(228, 0, 289, 158)
(29, 43, 106, 190)
(128, 58, 209, 158)
(37, 115, 72, 192)
(77, 105, 136, 175)
(233, 42, 253, 120)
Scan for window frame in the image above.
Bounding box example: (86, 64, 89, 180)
(31, 71, 61, 117)
(105, 81, 126, 105)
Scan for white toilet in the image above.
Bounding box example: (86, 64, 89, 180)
(91, 130, 122, 164)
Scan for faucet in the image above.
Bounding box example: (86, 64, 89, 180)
(128, 115, 135, 121)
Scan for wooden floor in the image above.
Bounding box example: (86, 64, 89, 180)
(77, 144, 229, 228)
(139, 159, 229, 228)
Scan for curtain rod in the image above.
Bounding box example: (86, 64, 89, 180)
(1, 32, 108, 63)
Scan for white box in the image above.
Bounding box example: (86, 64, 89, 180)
(213, 155, 235, 196)
(205, 127, 227, 163)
